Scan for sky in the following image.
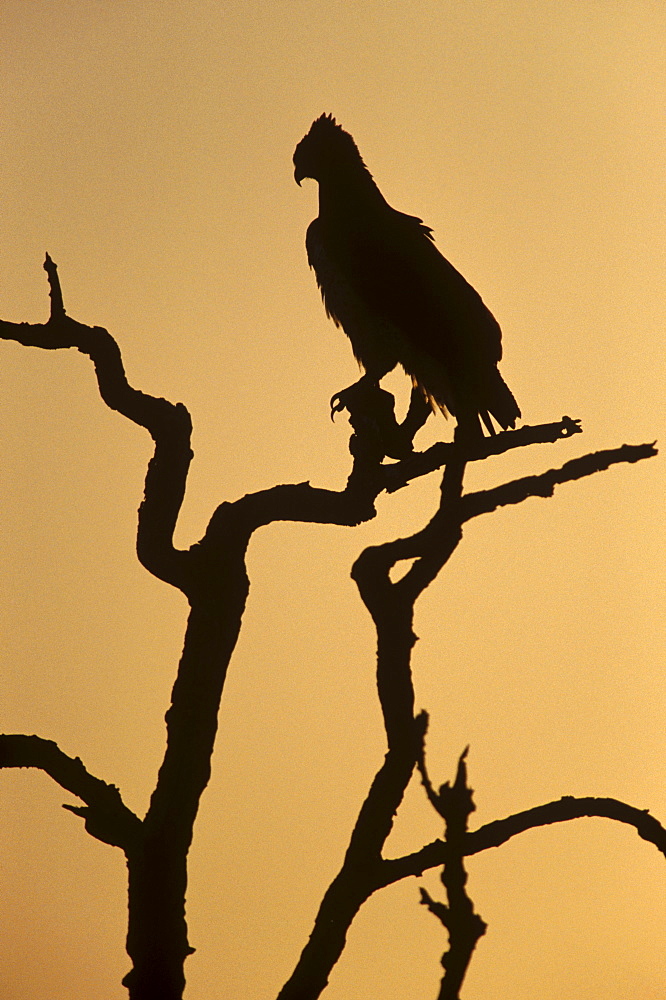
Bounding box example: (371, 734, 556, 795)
(0, 1, 664, 997)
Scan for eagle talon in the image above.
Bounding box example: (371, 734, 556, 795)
(330, 393, 346, 419)
(330, 379, 377, 421)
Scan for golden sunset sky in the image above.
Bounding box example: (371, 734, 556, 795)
(0, 2, 664, 998)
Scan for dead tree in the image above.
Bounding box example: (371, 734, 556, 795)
(0, 258, 661, 999)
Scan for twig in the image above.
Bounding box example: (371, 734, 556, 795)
(43, 253, 65, 318)
(0, 734, 140, 849)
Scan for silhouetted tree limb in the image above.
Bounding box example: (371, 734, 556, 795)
(353, 452, 468, 745)
(379, 795, 666, 888)
(279, 420, 657, 996)
(278, 456, 468, 999)
(468, 795, 666, 858)
(351, 434, 658, 631)
(460, 442, 658, 522)
(383, 415, 582, 493)
(1, 258, 193, 593)
(43, 252, 65, 318)
(0, 259, 438, 999)
(276, 714, 427, 1000)
(0, 259, 659, 1000)
(0, 733, 141, 850)
(418, 750, 487, 1000)
(353, 438, 657, 610)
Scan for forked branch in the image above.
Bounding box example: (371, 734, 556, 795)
(0, 260, 659, 1000)
(280, 416, 656, 998)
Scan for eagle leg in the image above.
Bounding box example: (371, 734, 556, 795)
(330, 375, 417, 460)
(401, 386, 433, 439)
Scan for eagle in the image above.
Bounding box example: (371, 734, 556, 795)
(293, 114, 521, 440)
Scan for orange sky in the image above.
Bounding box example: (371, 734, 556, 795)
(0, 2, 664, 998)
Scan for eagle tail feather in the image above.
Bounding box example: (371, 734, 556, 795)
(487, 369, 521, 431)
(480, 409, 496, 436)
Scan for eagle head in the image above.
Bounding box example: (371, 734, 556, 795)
(293, 114, 365, 185)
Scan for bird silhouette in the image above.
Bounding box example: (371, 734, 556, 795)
(294, 114, 520, 441)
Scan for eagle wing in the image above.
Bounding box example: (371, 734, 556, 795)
(306, 217, 404, 379)
(307, 205, 517, 426)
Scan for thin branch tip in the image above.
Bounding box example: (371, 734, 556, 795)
(43, 252, 65, 318)
(560, 415, 582, 436)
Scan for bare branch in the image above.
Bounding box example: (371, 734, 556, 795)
(467, 795, 666, 858)
(379, 795, 666, 887)
(277, 715, 427, 1000)
(274, 422, 657, 998)
(43, 253, 65, 319)
(2, 260, 659, 999)
(0, 260, 193, 591)
(227, 480, 379, 531)
(0, 734, 141, 850)
(461, 443, 658, 522)
(418, 752, 487, 1000)
(383, 416, 582, 493)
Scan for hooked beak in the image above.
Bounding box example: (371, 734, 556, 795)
(294, 166, 303, 186)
